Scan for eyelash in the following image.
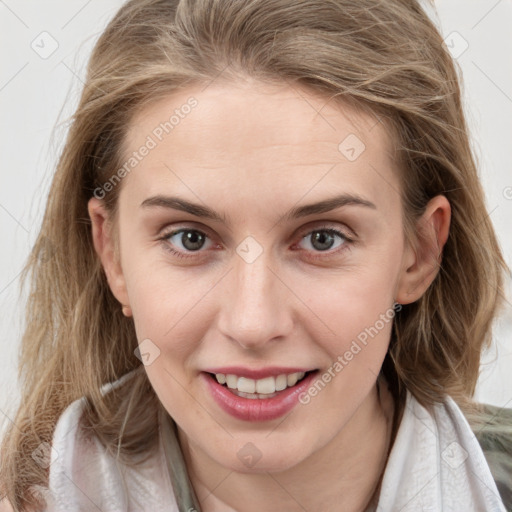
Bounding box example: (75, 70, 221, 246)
(157, 225, 354, 261)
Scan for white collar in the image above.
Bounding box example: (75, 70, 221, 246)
(376, 390, 506, 511)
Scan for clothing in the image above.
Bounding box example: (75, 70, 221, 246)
(375, 393, 507, 511)
(46, 374, 509, 511)
(473, 404, 512, 510)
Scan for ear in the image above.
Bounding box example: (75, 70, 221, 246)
(395, 195, 451, 305)
(88, 197, 131, 315)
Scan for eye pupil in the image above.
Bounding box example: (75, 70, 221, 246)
(311, 231, 335, 251)
(182, 230, 205, 251)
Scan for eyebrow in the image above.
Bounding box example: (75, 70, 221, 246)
(140, 193, 377, 223)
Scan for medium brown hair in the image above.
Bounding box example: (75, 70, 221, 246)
(1, 0, 508, 509)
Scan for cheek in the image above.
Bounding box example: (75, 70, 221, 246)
(117, 239, 201, 365)
(127, 269, 210, 361)
(294, 271, 398, 421)
(123, 260, 210, 419)
(296, 245, 401, 365)
(119, 228, 193, 328)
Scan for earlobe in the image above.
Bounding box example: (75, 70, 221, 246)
(395, 195, 451, 305)
(87, 197, 131, 310)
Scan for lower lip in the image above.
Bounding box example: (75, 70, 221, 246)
(202, 370, 319, 422)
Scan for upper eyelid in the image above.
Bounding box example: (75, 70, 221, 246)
(297, 224, 353, 239)
(159, 222, 352, 236)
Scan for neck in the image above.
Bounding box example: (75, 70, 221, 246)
(178, 378, 395, 512)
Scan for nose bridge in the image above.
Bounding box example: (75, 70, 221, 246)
(217, 247, 292, 349)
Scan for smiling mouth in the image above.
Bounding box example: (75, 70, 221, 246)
(207, 370, 317, 399)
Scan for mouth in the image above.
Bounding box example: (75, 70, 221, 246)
(206, 370, 317, 399)
(202, 369, 320, 421)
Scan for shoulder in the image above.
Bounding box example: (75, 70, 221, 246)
(48, 395, 127, 509)
(469, 403, 512, 511)
(48, 379, 178, 510)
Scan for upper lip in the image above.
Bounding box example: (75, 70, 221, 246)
(203, 366, 316, 380)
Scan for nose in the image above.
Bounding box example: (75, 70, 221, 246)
(216, 249, 294, 350)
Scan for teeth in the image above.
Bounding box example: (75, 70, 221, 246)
(256, 376, 275, 394)
(235, 390, 278, 399)
(275, 374, 288, 391)
(238, 377, 256, 393)
(287, 373, 298, 387)
(225, 374, 238, 389)
(215, 371, 307, 395)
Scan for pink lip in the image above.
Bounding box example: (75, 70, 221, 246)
(203, 366, 314, 380)
(202, 370, 319, 422)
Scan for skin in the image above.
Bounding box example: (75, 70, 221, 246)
(88, 79, 450, 512)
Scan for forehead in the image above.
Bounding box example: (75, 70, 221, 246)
(120, 79, 400, 214)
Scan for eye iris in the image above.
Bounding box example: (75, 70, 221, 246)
(311, 231, 335, 251)
(182, 230, 205, 251)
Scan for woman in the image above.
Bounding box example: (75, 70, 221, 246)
(1, 0, 511, 510)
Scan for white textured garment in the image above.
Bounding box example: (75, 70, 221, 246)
(46, 379, 506, 511)
(46, 396, 179, 511)
(376, 392, 506, 511)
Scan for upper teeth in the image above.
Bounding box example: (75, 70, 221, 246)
(215, 372, 306, 394)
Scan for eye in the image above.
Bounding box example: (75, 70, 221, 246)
(158, 225, 354, 261)
(159, 228, 214, 259)
(295, 227, 353, 257)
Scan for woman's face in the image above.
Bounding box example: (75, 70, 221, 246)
(90, 79, 443, 473)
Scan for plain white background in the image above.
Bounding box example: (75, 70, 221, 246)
(1, 0, 511, 434)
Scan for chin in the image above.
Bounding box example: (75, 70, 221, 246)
(212, 441, 309, 474)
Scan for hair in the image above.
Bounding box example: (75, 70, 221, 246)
(1, 0, 509, 509)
